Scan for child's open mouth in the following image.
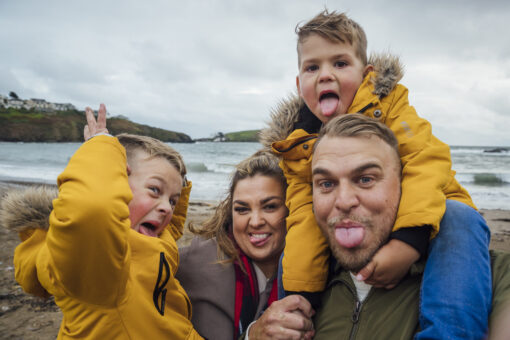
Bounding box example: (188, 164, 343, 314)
(319, 92, 339, 117)
(139, 222, 158, 237)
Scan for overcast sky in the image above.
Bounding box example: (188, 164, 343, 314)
(1, 0, 509, 146)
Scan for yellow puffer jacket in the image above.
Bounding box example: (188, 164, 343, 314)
(3, 136, 202, 339)
(259, 54, 475, 293)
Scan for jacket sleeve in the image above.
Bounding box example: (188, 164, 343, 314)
(383, 84, 459, 237)
(273, 130, 330, 292)
(37, 135, 132, 305)
(167, 180, 192, 241)
(13, 228, 51, 298)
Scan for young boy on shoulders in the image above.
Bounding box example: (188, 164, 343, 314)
(260, 10, 491, 339)
(7, 104, 203, 339)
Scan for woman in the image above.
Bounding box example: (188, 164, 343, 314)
(177, 151, 314, 339)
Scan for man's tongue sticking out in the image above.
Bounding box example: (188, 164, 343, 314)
(320, 95, 339, 117)
(335, 227, 365, 248)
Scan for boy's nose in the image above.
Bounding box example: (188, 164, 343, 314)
(319, 65, 334, 82)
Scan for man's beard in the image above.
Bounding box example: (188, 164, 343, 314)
(324, 214, 391, 273)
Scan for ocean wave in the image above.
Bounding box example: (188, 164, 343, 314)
(473, 173, 508, 186)
(186, 162, 235, 174)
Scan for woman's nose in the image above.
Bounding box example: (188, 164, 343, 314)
(249, 210, 265, 228)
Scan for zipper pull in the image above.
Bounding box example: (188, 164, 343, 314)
(351, 301, 362, 323)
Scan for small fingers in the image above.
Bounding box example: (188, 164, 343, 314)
(356, 261, 375, 282)
(97, 103, 107, 130)
(84, 125, 91, 141)
(85, 107, 96, 133)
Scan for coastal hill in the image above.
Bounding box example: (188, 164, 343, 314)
(196, 130, 260, 142)
(0, 107, 192, 143)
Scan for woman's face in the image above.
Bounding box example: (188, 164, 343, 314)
(232, 174, 287, 277)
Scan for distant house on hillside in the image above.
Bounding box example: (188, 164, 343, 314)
(0, 94, 76, 111)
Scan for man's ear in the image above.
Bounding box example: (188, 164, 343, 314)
(363, 64, 374, 77)
(296, 75, 302, 97)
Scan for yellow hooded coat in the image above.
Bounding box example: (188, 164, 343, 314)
(259, 54, 475, 292)
(5, 136, 202, 339)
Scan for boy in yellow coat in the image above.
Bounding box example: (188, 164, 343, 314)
(259, 10, 491, 339)
(8, 104, 203, 339)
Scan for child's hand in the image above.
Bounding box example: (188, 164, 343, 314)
(354, 239, 419, 289)
(84, 103, 109, 141)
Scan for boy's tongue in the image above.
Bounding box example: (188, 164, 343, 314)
(335, 227, 365, 248)
(320, 96, 339, 117)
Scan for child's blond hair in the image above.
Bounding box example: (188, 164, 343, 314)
(296, 9, 368, 66)
(116, 133, 186, 181)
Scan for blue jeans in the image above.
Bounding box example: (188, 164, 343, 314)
(417, 200, 492, 340)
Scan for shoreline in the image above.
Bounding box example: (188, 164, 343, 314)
(0, 181, 509, 338)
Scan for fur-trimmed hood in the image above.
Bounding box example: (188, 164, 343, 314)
(0, 185, 57, 234)
(259, 53, 403, 149)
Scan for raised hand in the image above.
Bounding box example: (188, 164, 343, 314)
(84, 103, 109, 141)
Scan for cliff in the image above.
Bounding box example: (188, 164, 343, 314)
(0, 108, 193, 143)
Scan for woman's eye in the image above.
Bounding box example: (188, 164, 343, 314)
(149, 186, 160, 194)
(263, 204, 278, 211)
(169, 198, 177, 208)
(234, 206, 249, 214)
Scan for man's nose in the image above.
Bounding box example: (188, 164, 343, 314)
(334, 183, 360, 212)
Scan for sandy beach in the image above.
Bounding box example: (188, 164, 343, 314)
(1, 181, 509, 339)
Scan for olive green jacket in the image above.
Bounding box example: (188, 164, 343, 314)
(313, 250, 510, 339)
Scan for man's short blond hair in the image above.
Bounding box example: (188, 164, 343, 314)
(116, 133, 186, 181)
(296, 9, 368, 66)
(316, 114, 401, 174)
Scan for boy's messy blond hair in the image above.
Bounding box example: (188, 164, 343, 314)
(116, 133, 186, 181)
(296, 9, 368, 66)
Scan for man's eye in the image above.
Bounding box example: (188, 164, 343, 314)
(319, 181, 334, 190)
(334, 61, 347, 68)
(359, 176, 374, 185)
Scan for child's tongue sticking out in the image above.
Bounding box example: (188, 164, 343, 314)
(320, 96, 339, 117)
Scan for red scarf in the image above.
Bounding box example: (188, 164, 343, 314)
(233, 250, 278, 339)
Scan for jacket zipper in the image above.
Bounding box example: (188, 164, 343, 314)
(349, 300, 362, 340)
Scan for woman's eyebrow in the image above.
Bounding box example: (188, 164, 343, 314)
(260, 196, 283, 204)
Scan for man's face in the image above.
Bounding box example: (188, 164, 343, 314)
(296, 34, 372, 124)
(312, 135, 401, 272)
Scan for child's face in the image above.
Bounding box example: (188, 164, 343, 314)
(127, 151, 182, 237)
(296, 34, 372, 124)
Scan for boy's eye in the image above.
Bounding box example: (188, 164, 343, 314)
(305, 64, 318, 72)
(334, 61, 348, 68)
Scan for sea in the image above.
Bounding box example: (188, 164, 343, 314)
(0, 142, 509, 210)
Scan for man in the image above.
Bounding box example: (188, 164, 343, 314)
(310, 114, 510, 339)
